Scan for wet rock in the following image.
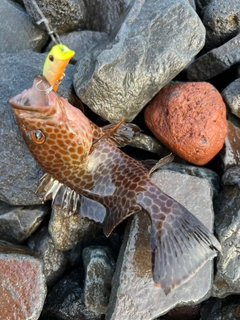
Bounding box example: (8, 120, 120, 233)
(41, 268, 102, 320)
(74, 0, 205, 123)
(212, 167, 240, 298)
(28, 225, 68, 286)
(0, 0, 47, 54)
(0, 240, 46, 320)
(106, 170, 215, 320)
(219, 114, 240, 170)
(48, 206, 101, 251)
(0, 50, 74, 205)
(157, 162, 220, 197)
(144, 82, 228, 165)
(201, 0, 240, 50)
(222, 78, 240, 118)
(23, 0, 86, 34)
(187, 34, 240, 81)
(0, 201, 49, 243)
(84, 0, 130, 34)
(47, 30, 109, 63)
(83, 246, 116, 314)
(200, 296, 240, 320)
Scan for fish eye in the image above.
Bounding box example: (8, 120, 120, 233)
(49, 54, 54, 62)
(27, 130, 46, 145)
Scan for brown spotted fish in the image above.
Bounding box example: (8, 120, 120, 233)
(9, 76, 221, 294)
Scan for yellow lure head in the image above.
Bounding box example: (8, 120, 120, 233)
(42, 44, 75, 92)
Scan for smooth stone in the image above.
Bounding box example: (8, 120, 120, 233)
(218, 114, 240, 170)
(74, 0, 205, 123)
(0, 0, 47, 54)
(48, 205, 101, 251)
(202, 0, 240, 50)
(0, 50, 74, 205)
(187, 34, 240, 81)
(41, 268, 102, 320)
(47, 30, 109, 63)
(83, 246, 116, 314)
(28, 225, 68, 286)
(212, 177, 240, 298)
(222, 78, 240, 118)
(106, 170, 215, 320)
(144, 82, 228, 165)
(84, 0, 131, 34)
(23, 0, 86, 34)
(0, 240, 46, 320)
(0, 201, 49, 243)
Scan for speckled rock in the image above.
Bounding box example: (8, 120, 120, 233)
(0, 50, 74, 205)
(83, 246, 116, 314)
(74, 0, 205, 123)
(0, 0, 47, 54)
(28, 225, 68, 286)
(23, 0, 86, 34)
(41, 268, 102, 320)
(212, 166, 240, 298)
(48, 205, 101, 251)
(201, 0, 240, 50)
(222, 78, 240, 118)
(144, 82, 228, 165)
(106, 170, 215, 320)
(0, 240, 46, 320)
(0, 201, 49, 243)
(187, 34, 240, 81)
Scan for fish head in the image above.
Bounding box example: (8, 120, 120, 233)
(9, 77, 93, 179)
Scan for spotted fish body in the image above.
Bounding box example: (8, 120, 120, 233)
(9, 77, 221, 294)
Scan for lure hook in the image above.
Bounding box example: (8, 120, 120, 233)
(35, 79, 54, 95)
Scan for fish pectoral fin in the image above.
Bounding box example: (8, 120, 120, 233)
(148, 198, 221, 294)
(79, 195, 106, 224)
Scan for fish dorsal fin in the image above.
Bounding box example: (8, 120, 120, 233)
(36, 174, 106, 223)
(140, 153, 174, 175)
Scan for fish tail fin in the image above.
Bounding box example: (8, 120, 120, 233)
(137, 187, 221, 294)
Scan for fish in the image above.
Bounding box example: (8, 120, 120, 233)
(9, 76, 221, 294)
(42, 44, 75, 92)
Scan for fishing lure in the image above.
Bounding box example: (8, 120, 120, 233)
(42, 44, 75, 92)
(9, 77, 221, 294)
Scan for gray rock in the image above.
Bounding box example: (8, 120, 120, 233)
(0, 50, 74, 205)
(47, 30, 109, 63)
(41, 268, 102, 320)
(48, 205, 101, 251)
(74, 0, 205, 123)
(200, 296, 240, 320)
(187, 34, 240, 81)
(0, 0, 47, 53)
(106, 170, 215, 320)
(221, 166, 240, 188)
(23, 0, 86, 34)
(222, 78, 240, 118)
(212, 177, 240, 298)
(0, 240, 46, 320)
(28, 225, 68, 286)
(202, 0, 240, 50)
(84, 0, 131, 34)
(83, 246, 116, 314)
(0, 201, 49, 243)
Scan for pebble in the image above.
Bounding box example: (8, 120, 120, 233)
(187, 34, 240, 81)
(83, 246, 116, 314)
(222, 78, 240, 118)
(0, 201, 48, 243)
(144, 82, 228, 165)
(74, 0, 205, 123)
(106, 170, 215, 320)
(0, 240, 46, 320)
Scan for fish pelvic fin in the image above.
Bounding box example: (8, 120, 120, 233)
(137, 187, 221, 295)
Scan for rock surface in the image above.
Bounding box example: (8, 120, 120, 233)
(222, 78, 240, 118)
(0, 240, 46, 320)
(74, 0, 205, 123)
(106, 170, 215, 320)
(144, 82, 228, 165)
